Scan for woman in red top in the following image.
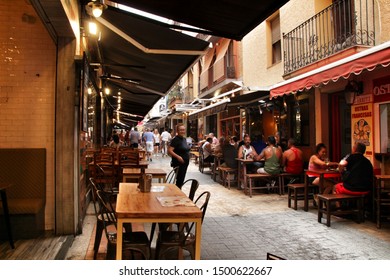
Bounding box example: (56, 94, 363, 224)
(283, 138, 303, 175)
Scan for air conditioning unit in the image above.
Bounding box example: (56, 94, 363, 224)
(227, 66, 235, 78)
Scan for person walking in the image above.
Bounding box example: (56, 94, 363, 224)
(142, 128, 154, 161)
(152, 128, 161, 157)
(168, 123, 190, 188)
(129, 127, 140, 148)
(160, 128, 172, 157)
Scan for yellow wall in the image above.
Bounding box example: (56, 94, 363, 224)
(0, 0, 56, 230)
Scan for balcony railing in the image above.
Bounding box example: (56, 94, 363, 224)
(283, 0, 375, 74)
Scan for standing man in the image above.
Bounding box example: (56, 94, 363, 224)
(283, 138, 304, 175)
(160, 128, 172, 157)
(168, 123, 191, 188)
(142, 128, 154, 161)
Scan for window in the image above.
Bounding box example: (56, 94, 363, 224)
(291, 98, 310, 146)
(271, 15, 281, 64)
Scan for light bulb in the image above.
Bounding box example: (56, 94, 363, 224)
(92, 4, 104, 17)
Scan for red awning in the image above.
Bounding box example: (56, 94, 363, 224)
(270, 42, 390, 98)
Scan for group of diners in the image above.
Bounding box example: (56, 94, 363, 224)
(199, 132, 373, 200)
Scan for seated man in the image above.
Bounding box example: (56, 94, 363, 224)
(221, 137, 238, 169)
(202, 137, 214, 163)
(237, 134, 261, 173)
(255, 135, 282, 175)
(334, 142, 373, 196)
(283, 138, 304, 175)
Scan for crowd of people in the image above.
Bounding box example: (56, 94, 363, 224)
(107, 127, 373, 201)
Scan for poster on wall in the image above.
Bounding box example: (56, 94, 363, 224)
(198, 117, 204, 141)
(351, 103, 373, 160)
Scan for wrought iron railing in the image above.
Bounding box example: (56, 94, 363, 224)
(283, 0, 375, 74)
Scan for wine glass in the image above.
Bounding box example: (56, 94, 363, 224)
(324, 157, 329, 170)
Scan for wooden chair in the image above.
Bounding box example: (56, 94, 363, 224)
(96, 190, 151, 260)
(218, 166, 237, 189)
(317, 193, 366, 227)
(93, 152, 117, 192)
(155, 191, 211, 260)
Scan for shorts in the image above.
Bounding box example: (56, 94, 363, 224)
(154, 143, 160, 147)
(334, 183, 369, 195)
(146, 141, 153, 152)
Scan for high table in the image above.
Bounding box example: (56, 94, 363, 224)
(0, 182, 14, 249)
(304, 169, 341, 211)
(115, 183, 203, 260)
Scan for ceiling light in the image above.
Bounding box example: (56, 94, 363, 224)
(88, 22, 97, 35)
(104, 88, 110, 95)
(87, 1, 107, 18)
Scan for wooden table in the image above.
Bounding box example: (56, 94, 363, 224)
(0, 182, 14, 249)
(122, 168, 167, 183)
(304, 169, 340, 211)
(116, 183, 203, 260)
(236, 158, 255, 190)
(373, 174, 390, 228)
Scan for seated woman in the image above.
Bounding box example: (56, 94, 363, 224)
(308, 143, 339, 195)
(202, 137, 214, 163)
(213, 137, 225, 158)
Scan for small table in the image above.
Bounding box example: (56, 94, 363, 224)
(236, 158, 256, 190)
(304, 169, 340, 211)
(0, 182, 14, 249)
(122, 168, 167, 183)
(374, 174, 390, 228)
(116, 183, 203, 260)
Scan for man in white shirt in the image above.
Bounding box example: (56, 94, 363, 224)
(160, 128, 172, 157)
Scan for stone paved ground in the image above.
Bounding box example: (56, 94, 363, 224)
(65, 153, 390, 260)
(151, 154, 390, 260)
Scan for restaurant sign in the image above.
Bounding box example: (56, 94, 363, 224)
(373, 75, 390, 103)
(351, 103, 373, 160)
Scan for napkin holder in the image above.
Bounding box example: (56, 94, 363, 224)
(139, 173, 152, 193)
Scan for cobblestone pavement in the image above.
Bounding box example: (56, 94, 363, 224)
(65, 153, 390, 260)
(150, 154, 390, 260)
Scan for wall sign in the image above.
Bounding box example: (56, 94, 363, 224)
(351, 103, 373, 160)
(373, 75, 390, 103)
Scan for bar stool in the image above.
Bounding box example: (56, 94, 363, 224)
(374, 175, 390, 229)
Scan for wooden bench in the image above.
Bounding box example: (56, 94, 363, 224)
(287, 183, 318, 210)
(245, 174, 282, 197)
(218, 166, 237, 189)
(317, 194, 365, 227)
(0, 148, 46, 239)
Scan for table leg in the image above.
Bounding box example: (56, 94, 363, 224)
(242, 163, 247, 192)
(304, 174, 309, 212)
(194, 219, 202, 260)
(116, 219, 124, 260)
(0, 190, 14, 249)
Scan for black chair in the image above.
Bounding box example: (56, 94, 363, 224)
(266, 252, 286, 260)
(155, 191, 211, 260)
(182, 179, 199, 200)
(149, 179, 200, 244)
(96, 190, 151, 260)
(89, 178, 117, 259)
(166, 166, 179, 184)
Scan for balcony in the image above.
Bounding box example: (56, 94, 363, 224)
(200, 55, 237, 92)
(283, 0, 376, 75)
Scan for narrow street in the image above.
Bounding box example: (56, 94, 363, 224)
(66, 154, 390, 260)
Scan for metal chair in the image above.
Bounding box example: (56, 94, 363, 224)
(96, 190, 151, 260)
(155, 191, 211, 260)
(165, 166, 179, 184)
